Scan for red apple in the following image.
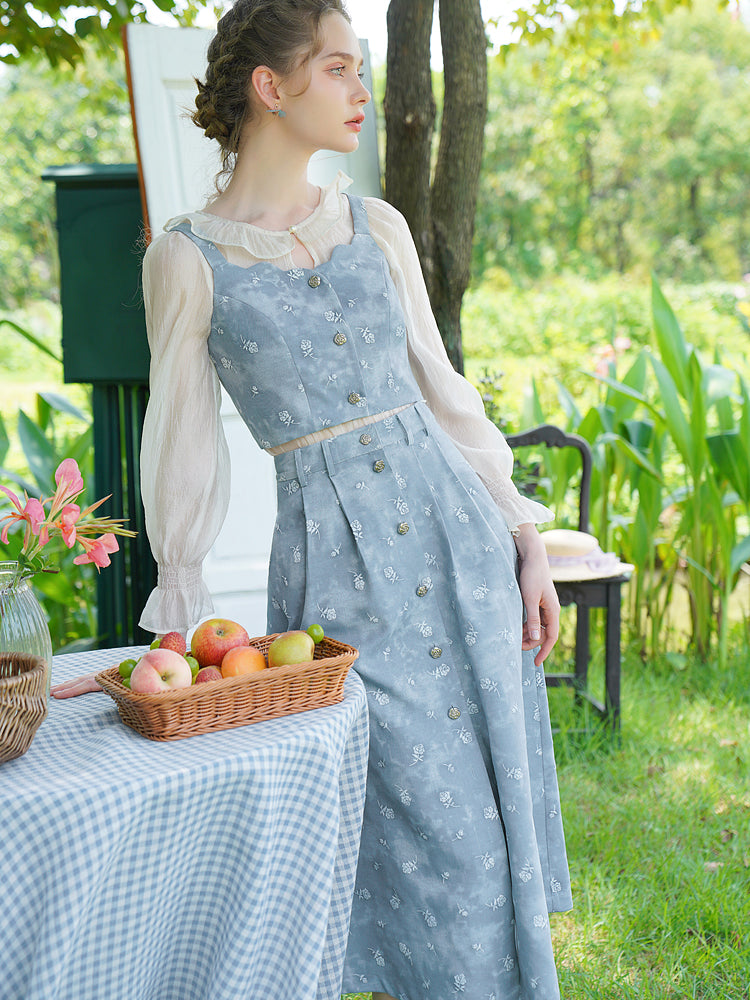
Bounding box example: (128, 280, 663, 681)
(194, 666, 224, 684)
(130, 648, 193, 693)
(267, 630, 315, 668)
(158, 631, 187, 656)
(190, 618, 250, 667)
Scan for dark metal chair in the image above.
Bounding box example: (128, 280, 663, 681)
(505, 424, 627, 732)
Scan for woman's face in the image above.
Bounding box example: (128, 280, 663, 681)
(275, 12, 371, 156)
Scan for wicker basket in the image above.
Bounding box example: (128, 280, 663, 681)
(95, 634, 359, 741)
(0, 653, 48, 763)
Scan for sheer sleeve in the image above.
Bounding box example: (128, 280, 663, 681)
(364, 198, 553, 530)
(138, 231, 231, 633)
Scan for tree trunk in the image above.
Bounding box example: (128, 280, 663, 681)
(431, 0, 487, 373)
(384, 0, 436, 280)
(385, 0, 487, 375)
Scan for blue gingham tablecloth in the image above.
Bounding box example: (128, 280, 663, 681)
(0, 647, 369, 1000)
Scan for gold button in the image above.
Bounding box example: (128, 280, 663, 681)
(308, 274, 321, 288)
(348, 392, 361, 405)
(397, 522, 409, 535)
(430, 646, 442, 658)
(448, 706, 461, 720)
(416, 584, 429, 597)
(373, 459, 385, 473)
(359, 433, 372, 445)
(334, 332, 347, 345)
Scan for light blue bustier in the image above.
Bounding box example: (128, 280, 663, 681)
(169, 195, 423, 450)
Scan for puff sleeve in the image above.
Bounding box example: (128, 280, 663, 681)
(138, 231, 231, 633)
(365, 198, 553, 530)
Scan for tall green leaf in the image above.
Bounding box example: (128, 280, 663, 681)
(38, 392, 90, 423)
(0, 413, 9, 467)
(651, 275, 690, 398)
(730, 534, 750, 576)
(520, 376, 546, 428)
(702, 364, 737, 412)
(16, 410, 58, 492)
(706, 431, 750, 503)
(649, 355, 693, 466)
(0, 317, 62, 363)
(687, 351, 708, 475)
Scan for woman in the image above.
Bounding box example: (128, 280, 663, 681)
(54, 2, 571, 996)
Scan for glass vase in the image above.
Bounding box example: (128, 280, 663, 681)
(0, 561, 53, 696)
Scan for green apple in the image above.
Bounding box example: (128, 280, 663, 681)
(267, 629, 315, 667)
(118, 657, 137, 679)
(306, 623, 325, 644)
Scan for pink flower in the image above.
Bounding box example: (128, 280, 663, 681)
(73, 533, 119, 569)
(48, 459, 84, 515)
(3, 458, 133, 577)
(59, 504, 81, 548)
(0, 484, 23, 512)
(0, 488, 47, 545)
(55, 459, 84, 497)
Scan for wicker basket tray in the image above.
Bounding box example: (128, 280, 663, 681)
(0, 653, 48, 763)
(95, 634, 359, 741)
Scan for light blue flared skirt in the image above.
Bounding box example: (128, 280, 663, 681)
(268, 401, 572, 1000)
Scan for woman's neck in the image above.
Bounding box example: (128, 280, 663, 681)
(208, 128, 320, 231)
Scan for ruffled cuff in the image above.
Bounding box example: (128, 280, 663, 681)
(138, 563, 215, 635)
(480, 474, 555, 531)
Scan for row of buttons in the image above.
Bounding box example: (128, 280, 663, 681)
(309, 267, 461, 719)
(307, 274, 366, 414)
(359, 424, 456, 718)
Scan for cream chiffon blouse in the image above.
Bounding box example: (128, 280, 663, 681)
(138, 172, 552, 634)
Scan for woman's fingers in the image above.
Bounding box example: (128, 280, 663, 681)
(519, 563, 561, 666)
(50, 673, 102, 698)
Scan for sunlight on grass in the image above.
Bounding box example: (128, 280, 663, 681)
(549, 639, 750, 998)
(342, 640, 749, 999)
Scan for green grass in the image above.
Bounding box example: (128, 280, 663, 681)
(343, 632, 750, 1000)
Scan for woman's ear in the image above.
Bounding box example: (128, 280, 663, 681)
(250, 65, 280, 112)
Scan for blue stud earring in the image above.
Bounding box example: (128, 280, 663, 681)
(266, 103, 286, 118)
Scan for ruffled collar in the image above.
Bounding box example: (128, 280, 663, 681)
(165, 171, 354, 261)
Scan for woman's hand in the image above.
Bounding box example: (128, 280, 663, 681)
(50, 673, 102, 698)
(513, 523, 560, 667)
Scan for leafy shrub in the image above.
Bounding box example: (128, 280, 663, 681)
(469, 276, 750, 663)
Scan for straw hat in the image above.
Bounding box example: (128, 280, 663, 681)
(541, 529, 634, 582)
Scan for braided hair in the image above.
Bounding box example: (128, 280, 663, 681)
(192, 0, 351, 185)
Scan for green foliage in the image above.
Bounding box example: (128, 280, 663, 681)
(550, 640, 750, 999)
(0, 384, 99, 651)
(0, 50, 135, 309)
(476, 276, 750, 663)
(475, 0, 750, 285)
(0, 0, 222, 66)
(463, 273, 750, 426)
(496, 0, 693, 57)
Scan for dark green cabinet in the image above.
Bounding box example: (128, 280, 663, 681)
(43, 163, 157, 648)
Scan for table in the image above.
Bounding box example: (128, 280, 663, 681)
(0, 647, 369, 1000)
